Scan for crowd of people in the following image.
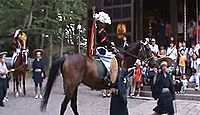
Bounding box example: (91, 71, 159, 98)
(127, 36, 200, 98)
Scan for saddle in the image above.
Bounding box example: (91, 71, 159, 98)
(94, 57, 118, 84)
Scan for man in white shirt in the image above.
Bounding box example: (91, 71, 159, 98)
(149, 38, 159, 57)
(167, 42, 178, 65)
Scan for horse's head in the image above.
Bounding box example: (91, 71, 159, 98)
(125, 40, 156, 68)
(139, 40, 156, 68)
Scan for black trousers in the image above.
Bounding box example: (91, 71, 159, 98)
(0, 78, 7, 104)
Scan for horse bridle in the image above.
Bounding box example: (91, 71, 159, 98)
(138, 42, 154, 63)
(12, 51, 26, 71)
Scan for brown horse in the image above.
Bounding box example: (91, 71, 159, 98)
(13, 51, 27, 97)
(40, 41, 156, 115)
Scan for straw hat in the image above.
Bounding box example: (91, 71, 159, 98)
(156, 57, 173, 67)
(33, 49, 44, 56)
(0, 51, 7, 58)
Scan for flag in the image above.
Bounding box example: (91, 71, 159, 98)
(89, 21, 95, 58)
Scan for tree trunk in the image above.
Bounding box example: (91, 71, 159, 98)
(60, 28, 65, 57)
(49, 35, 53, 69)
(40, 33, 45, 49)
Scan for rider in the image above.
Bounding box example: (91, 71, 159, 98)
(94, 11, 115, 83)
(12, 29, 28, 66)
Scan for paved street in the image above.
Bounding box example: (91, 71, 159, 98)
(1, 76, 200, 115)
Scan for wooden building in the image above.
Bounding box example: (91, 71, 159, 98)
(87, 0, 199, 46)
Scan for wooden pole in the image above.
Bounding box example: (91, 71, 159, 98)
(92, 6, 96, 53)
(196, 0, 199, 44)
(184, 0, 187, 42)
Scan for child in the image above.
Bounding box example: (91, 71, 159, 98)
(173, 66, 182, 94)
(0, 52, 14, 107)
(32, 49, 45, 99)
(158, 46, 167, 58)
(179, 49, 187, 74)
(181, 74, 188, 94)
(131, 60, 143, 97)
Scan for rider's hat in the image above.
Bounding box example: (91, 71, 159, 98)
(157, 57, 173, 67)
(33, 49, 44, 56)
(0, 51, 7, 58)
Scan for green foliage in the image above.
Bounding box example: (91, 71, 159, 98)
(0, 0, 87, 52)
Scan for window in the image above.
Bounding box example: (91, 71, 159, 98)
(113, 0, 121, 5)
(122, 7, 131, 18)
(104, 0, 112, 7)
(122, 0, 131, 4)
(113, 8, 121, 19)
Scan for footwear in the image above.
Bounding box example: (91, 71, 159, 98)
(102, 93, 107, 98)
(104, 77, 111, 85)
(0, 102, 4, 107)
(39, 94, 43, 99)
(130, 93, 134, 97)
(136, 94, 140, 97)
(35, 95, 39, 99)
(4, 97, 9, 102)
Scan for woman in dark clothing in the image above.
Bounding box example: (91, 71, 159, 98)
(32, 49, 45, 99)
(152, 58, 175, 115)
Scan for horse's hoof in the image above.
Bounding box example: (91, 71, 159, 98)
(19, 88, 23, 93)
(16, 92, 19, 97)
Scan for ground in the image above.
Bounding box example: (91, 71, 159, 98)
(1, 76, 200, 115)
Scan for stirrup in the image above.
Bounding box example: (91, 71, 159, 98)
(104, 77, 111, 86)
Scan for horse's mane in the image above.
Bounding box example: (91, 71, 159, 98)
(126, 40, 141, 53)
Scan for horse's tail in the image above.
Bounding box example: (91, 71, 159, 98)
(40, 57, 65, 112)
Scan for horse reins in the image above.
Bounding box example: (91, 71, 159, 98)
(12, 62, 25, 71)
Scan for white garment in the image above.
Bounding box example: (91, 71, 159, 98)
(167, 47, 177, 61)
(96, 47, 115, 72)
(0, 63, 8, 79)
(149, 44, 159, 53)
(191, 59, 198, 70)
(189, 73, 200, 86)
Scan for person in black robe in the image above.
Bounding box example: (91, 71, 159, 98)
(32, 49, 45, 99)
(152, 59, 175, 115)
(110, 68, 129, 115)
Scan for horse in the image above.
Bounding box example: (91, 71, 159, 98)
(12, 50, 27, 97)
(40, 40, 156, 115)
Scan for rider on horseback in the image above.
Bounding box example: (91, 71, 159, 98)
(94, 11, 117, 84)
(11, 29, 28, 66)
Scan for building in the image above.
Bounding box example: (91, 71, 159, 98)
(87, 0, 199, 46)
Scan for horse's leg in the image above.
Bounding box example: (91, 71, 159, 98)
(23, 73, 26, 95)
(60, 95, 71, 115)
(71, 87, 79, 115)
(13, 76, 15, 93)
(19, 75, 22, 93)
(16, 76, 19, 97)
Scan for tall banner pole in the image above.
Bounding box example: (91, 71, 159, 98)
(184, 0, 187, 42)
(196, 0, 199, 44)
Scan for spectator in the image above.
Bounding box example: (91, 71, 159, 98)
(167, 42, 178, 66)
(187, 22, 196, 48)
(188, 43, 196, 59)
(181, 74, 188, 94)
(131, 60, 143, 97)
(150, 38, 159, 57)
(179, 49, 187, 74)
(122, 36, 129, 50)
(189, 56, 200, 90)
(172, 66, 182, 94)
(158, 46, 167, 58)
(181, 41, 189, 59)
